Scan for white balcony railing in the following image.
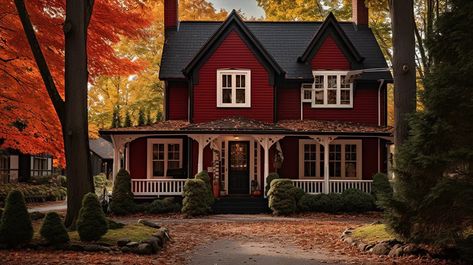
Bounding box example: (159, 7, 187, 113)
(131, 179, 186, 197)
(292, 179, 373, 194)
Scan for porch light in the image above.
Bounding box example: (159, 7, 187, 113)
(234, 136, 239, 140)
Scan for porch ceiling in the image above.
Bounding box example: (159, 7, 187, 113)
(99, 117, 392, 136)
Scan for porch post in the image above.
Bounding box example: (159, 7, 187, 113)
(188, 135, 219, 174)
(310, 135, 336, 194)
(253, 135, 284, 198)
(111, 135, 121, 183)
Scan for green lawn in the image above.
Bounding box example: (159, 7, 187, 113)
(352, 224, 396, 243)
(33, 222, 157, 245)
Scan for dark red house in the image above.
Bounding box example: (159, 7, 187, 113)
(101, 0, 393, 199)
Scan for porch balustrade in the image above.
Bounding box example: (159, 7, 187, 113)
(292, 179, 373, 194)
(131, 179, 186, 197)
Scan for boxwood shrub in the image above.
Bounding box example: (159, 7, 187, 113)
(298, 190, 375, 213)
(0, 183, 66, 204)
(341, 189, 375, 212)
(265, 172, 279, 196)
(181, 179, 211, 216)
(146, 197, 181, 214)
(268, 179, 302, 215)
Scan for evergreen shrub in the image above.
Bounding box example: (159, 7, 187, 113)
(110, 169, 136, 215)
(77, 193, 108, 241)
(0, 190, 33, 247)
(40, 212, 69, 245)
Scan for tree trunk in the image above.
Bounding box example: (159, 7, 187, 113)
(390, 0, 417, 147)
(63, 0, 94, 227)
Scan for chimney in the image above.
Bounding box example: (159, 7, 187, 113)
(164, 0, 178, 32)
(352, 0, 369, 26)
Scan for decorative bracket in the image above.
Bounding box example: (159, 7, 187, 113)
(309, 135, 337, 146)
(253, 135, 285, 150)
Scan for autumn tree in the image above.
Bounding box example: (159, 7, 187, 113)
(88, 0, 227, 132)
(1, 0, 150, 226)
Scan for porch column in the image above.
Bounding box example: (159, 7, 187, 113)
(188, 135, 219, 174)
(253, 135, 284, 197)
(111, 135, 123, 183)
(310, 136, 336, 194)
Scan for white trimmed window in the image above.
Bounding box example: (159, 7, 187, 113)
(217, 69, 251, 107)
(303, 71, 353, 108)
(31, 156, 52, 177)
(147, 139, 183, 178)
(299, 139, 362, 179)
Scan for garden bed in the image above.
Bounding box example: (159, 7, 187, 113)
(0, 183, 66, 204)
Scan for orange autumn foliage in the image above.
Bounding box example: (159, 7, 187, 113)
(0, 0, 151, 165)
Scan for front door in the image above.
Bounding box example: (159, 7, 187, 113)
(228, 141, 250, 194)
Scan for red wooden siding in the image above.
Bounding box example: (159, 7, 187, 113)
(277, 84, 301, 120)
(193, 30, 274, 123)
(277, 137, 299, 179)
(311, 36, 350, 70)
(129, 138, 147, 179)
(302, 86, 379, 125)
(164, 0, 178, 30)
(191, 141, 213, 177)
(167, 81, 188, 120)
(362, 138, 379, 180)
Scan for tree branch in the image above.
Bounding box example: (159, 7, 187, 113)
(0, 56, 18, 62)
(13, 0, 65, 122)
(85, 0, 95, 29)
(414, 22, 429, 77)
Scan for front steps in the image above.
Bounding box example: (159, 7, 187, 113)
(212, 195, 271, 214)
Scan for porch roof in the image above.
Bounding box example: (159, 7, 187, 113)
(99, 117, 392, 136)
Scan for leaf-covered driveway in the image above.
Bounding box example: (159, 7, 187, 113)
(0, 213, 455, 265)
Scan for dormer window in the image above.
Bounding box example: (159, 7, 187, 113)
(217, 69, 251, 107)
(303, 71, 353, 108)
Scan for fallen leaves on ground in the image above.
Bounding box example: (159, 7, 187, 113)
(0, 212, 460, 265)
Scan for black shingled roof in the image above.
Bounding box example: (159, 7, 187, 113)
(160, 15, 391, 81)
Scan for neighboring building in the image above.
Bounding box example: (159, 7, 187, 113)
(101, 0, 392, 199)
(89, 137, 114, 178)
(0, 149, 53, 184)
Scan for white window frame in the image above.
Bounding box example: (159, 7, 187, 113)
(298, 139, 362, 179)
(216, 69, 251, 108)
(301, 83, 313, 103)
(147, 139, 183, 179)
(310, 71, 353, 108)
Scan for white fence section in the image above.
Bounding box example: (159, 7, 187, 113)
(292, 179, 325, 194)
(292, 179, 373, 194)
(131, 179, 186, 196)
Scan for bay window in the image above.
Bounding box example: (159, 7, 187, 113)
(147, 139, 182, 178)
(217, 69, 251, 107)
(299, 139, 361, 179)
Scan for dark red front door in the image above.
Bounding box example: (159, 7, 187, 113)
(228, 141, 250, 194)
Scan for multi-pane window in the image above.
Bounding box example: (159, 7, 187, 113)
(0, 155, 9, 183)
(148, 140, 182, 178)
(308, 71, 353, 108)
(217, 70, 251, 107)
(31, 156, 51, 177)
(301, 83, 313, 102)
(299, 140, 361, 178)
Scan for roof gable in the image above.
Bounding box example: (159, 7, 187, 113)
(182, 10, 285, 83)
(298, 13, 364, 69)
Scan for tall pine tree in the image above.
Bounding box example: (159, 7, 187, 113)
(383, 0, 473, 247)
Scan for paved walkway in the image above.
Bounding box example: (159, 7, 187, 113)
(189, 239, 347, 265)
(28, 200, 67, 213)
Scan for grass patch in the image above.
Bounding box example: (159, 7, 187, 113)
(352, 224, 396, 243)
(33, 221, 157, 245)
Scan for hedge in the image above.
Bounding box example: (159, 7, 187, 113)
(298, 189, 375, 213)
(146, 197, 181, 214)
(0, 183, 66, 204)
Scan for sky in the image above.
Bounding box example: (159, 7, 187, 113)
(208, 0, 265, 19)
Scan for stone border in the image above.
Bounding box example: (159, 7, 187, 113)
(340, 227, 426, 257)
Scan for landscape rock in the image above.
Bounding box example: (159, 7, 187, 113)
(126, 241, 139, 248)
(68, 244, 85, 251)
(117, 238, 131, 247)
(120, 246, 133, 253)
(83, 244, 111, 252)
(142, 237, 161, 253)
(371, 242, 391, 255)
(357, 242, 368, 251)
(343, 236, 354, 244)
(138, 219, 160, 229)
(134, 243, 153, 255)
(389, 244, 404, 257)
(402, 243, 422, 256)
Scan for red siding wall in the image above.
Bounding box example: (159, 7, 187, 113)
(191, 142, 213, 177)
(277, 84, 300, 120)
(302, 86, 379, 125)
(193, 30, 274, 123)
(164, 0, 178, 30)
(311, 36, 350, 70)
(129, 138, 147, 179)
(277, 137, 299, 179)
(362, 138, 379, 180)
(167, 81, 188, 120)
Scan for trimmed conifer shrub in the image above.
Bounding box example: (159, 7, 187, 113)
(110, 169, 136, 215)
(372, 173, 393, 203)
(341, 189, 375, 212)
(265, 172, 279, 196)
(181, 179, 211, 216)
(194, 171, 214, 205)
(77, 193, 108, 241)
(0, 190, 33, 247)
(40, 212, 69, 245)
(268, 179, 298, 215)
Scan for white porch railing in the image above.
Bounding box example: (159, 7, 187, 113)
(131, 179, 186, 196)
(292, 179, 325, 194)
(292, 179, 373, 194)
